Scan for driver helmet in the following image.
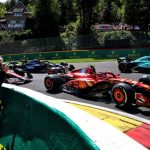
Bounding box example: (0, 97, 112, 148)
(89, 64, 96, 73)
(60, 61, 68, 66)
(60, 61, 66, 66)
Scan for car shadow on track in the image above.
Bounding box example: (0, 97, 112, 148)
(78, 96, 113, 104)
(46, 90, 113, 104)
(46, 90, 150, 118)
(116, 105, 150, 117)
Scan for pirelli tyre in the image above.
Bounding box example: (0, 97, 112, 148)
(44, 74, 63, 92)
(111, 83, 135, 108)
(138, 75, 150, 86)
(118, 62, 131, 73)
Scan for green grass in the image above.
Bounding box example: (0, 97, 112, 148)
(50, 58, 115, 64)
(6, 58, 115, 64)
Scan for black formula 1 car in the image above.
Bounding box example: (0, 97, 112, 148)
(47, 62, 75, 74)
(44, 67, 150, 108)
(117, 56, 150, 73)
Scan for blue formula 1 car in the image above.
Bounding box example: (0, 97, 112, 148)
(9, 59, 49, 73)
(23, 59, 49, 73)
(117, 56, 150, 73)
(9, 60, 75, 74)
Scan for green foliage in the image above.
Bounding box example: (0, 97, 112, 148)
(117, 4, 125, 23)
(0, 3, 6, 17)
(0, 3, 6, 18)
(33, 0, 60, 37)
(5, 0, 16, 10)
(103, 30, 135, 40)
(0, 0, 150, 43)
(93, 0, 105, 22)
(138, 0, 150, 31)
(103, 30, 137, 47)
(59, 0, 77, 26)
(0, 30, 33, 43)
(27, 3, 36, 16)
(0, 31, 14, 43)
(100, 2, 113, 24)
(60, 20, 79, 49)
(124, 0, 141, 26)
(13, 30, 33, 40)
(76, 0, 98, 34)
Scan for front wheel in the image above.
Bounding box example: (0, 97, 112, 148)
(111, 83, 135, 108)
(118, 62, 131, 73)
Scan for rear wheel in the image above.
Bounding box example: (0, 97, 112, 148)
(44, 74, 63, 92)
(111, 83, 135, 108)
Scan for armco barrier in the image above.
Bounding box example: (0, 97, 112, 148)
(0, 84, 147, 150)
(2, 48, 150, 61)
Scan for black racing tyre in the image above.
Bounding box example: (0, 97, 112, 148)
(111, 83, 135, 108)
(138, 75, 150, 86)
(44, 74, 63, 91)
(26, 71, 33, 79)
(118, 62, 131, 73)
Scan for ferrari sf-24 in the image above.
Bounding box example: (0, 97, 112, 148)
(4, 69, 33, 84)
(44, 66, 150, 108)
(0, 61, 32, 84)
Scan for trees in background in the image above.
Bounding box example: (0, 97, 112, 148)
(124, 0, 141, 29)
(33, 0, 60, 37)
(0, 0, 150, 38)
(123, 0, 150, 32)
(0, 3, 6, 17)
(76, 0, 98, 34)
(139, 0, 150, 32)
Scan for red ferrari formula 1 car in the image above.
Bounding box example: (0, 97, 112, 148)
(4, 69, 33, 84)
(44, 66, 150, 108)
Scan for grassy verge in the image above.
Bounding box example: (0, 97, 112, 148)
(50, 58, 115, 64)
(5, 58, 116, 64)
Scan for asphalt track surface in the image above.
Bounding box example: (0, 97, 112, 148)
(19, 61, 150, 120)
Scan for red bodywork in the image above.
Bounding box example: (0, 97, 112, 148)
(5, 70, 32, 84)
(61, 68, 150, 107)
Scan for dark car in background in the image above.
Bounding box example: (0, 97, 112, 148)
(117, 56, 150, 73)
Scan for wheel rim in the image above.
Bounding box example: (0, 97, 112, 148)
(113, 88, 125, 103)
(45, 78, 53, 90)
